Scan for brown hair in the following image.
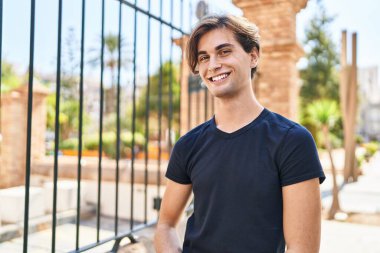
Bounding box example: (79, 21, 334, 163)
(186, 14, 260, 78)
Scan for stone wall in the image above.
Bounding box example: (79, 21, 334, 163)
(233, 0, 307, 120)
(0, 84, 48, 188)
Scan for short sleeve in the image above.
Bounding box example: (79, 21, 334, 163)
(277, 125, 326, 187)
(165, 138, 192, 184)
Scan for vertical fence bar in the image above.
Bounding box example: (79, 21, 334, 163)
(97, 0, 106, 242)
(168, 0, 173, 152)
(178, 0, 183, 137)
(130, 0, 138, 230)
(76, 0, 86, 249)
(114, 0, 122, 236)
(0, 0, 3, 139)
(187, 89, 191, 130)
(196, 90, 200, 124)
(23, 0, 36, 252)
(187, 0, 192, 130)
(51, 0, 63, 251)
(189, 0, 193, 31)
(143, 0, 151, 225)
(204, 89, 208, 121)
(156, 0, 164, 216)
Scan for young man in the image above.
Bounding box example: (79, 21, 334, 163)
(154, 15, 325, 253)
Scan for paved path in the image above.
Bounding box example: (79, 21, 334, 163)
(319, 151, 380, 253)
(321, 152, 380, 214)
(321, 220, 380, 253)
(1, 152, 380, 253)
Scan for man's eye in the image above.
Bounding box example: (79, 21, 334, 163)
(219, 50, 231, 56)
(198, 55, 209, 63)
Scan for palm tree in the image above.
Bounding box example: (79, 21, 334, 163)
(88, 33, 131, 114)
(307, 99, 341, 219)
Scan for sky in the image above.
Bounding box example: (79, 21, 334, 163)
(298, 0, 380, 69)
(1, 0, 380, 85)
(212, 0, 380, 71)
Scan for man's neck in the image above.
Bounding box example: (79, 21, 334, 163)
(213, 90, 264, 133)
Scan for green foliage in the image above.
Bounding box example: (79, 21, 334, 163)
(356, 135, 364, 145)
(135, 61, 181, 135)
(84, 133, 99, 150)
(121, 131, 145, 148)
(299, 2, 342, 146)
(88, 33, 129, 88)
(306, 99, 340, 127)
(356, 153, 365, 170)
(306, 99, 340, 148)
(46, 94, 91, 139)
(101, 132, 117, 158)
(362, 141, 379, 160)
(1, 61, 22, 93)
(59, 138, 78, 150)
(59, 131, 145, 158)
(61, 27, 80, 100)
(300, 2, 340, 104)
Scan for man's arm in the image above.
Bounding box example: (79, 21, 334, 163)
(282, 178, 322, 253)
(154, 179, 192, 253)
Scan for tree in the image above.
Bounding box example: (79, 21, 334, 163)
(1, 61, 21, 93)
(89, 33, 118, 88)
(300, 1, 340, 104)
(307, 99, 341, 219)
(299, 0, 343, 147)
(135, 61, 181, 138)
(88, 33, 131, 114)
(46, 94, 90, 140)
(61, 27, 80, 101)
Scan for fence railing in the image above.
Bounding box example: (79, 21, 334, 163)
(0, 0, 210, 252)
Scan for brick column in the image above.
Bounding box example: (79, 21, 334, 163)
(174, 36, 191, 135)
(0, 84, 49, 188)
(233, 0, 307, 120)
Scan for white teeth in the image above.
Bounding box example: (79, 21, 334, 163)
(212, 73, 228, 82)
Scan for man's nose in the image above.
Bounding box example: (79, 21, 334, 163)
(208, 56, 221, 72)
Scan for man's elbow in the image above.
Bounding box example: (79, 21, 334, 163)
(154, 223, 182, 253)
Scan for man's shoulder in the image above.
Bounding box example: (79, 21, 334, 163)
(262, 109, 312, 141)
(264, 110, 296, 130)
(175, 119, 213, 148)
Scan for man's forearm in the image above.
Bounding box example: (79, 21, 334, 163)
(286, 246, 319, 253)
(154, 224, 182, 253)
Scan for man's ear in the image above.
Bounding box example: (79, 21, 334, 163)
(250, 47, 259, 68)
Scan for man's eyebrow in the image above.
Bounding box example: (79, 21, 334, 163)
(197, 43, 234, 56)
(215, 43, 234, 51)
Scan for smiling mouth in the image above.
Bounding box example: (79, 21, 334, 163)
(208, 72, 231, 83)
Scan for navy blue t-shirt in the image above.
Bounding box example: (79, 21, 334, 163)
(165, 108, 325, 253)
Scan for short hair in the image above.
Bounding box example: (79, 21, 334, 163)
(186, 14, 260, 78)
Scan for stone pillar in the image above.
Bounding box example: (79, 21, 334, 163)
(0, 84, 49, 188)
(233, 0, 307, 120)
(174, 36, 191, 135)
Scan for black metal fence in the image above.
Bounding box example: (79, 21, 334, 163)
(0, 0, 209, 252)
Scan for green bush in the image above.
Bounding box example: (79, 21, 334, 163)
(356, 153, 366, 170)
(121, 131, 145, 148)
(102, 132, 117, 158)
(363, 141, 379, 161)
(84, 134, 99, 151)
(356, 135, 364, 145)
(59, 138, 78, 150)
(76, 131, 146, 158)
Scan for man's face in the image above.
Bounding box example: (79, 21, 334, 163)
(197, 28, 258, 99)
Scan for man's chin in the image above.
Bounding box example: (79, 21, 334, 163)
(211, 90, 237, 99)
